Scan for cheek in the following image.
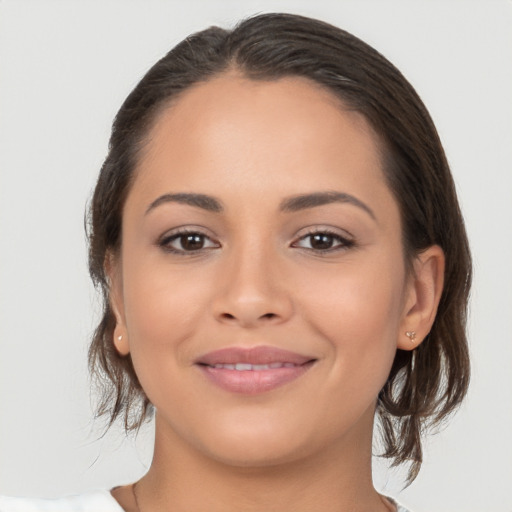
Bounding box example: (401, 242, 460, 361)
(121, 259, 214, 358)
(119, 259, 220, 414)
(296, 255, 405, 381)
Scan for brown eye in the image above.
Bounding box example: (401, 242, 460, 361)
(293, 231, 354, 253)
(309, 233, 336, 250)
(160, 231, 219, 254)
(180, 234, 206, 251)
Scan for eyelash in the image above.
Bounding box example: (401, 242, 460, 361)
(158, 229, 220, 255)
(291, 229, 355, 254)
(158, 228, 355, 255)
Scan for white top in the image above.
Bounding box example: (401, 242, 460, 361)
(0, 491, 124, 512)
(0, 490, 411, 511)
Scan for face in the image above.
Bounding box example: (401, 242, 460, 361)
(112, 74, 415, 467)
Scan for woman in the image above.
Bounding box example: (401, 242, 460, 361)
(0, 12, 470, 512)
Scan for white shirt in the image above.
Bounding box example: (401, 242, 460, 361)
(0, 491, 124, 512)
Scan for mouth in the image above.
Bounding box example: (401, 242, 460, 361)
(205, 362, 303, 370)
(195, 346, 317, 394)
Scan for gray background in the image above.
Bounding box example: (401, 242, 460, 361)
(1, 1, 511, 511)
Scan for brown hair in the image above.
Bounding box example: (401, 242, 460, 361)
(87, 13, 471, 482)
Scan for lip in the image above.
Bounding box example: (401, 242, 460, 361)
(195, 346, 316, 394)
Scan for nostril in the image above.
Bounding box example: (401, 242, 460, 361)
(218, 312, 278, 323)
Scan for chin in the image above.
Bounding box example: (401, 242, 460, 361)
(188, 415, 326, 469)
(202, 439, 313, 470)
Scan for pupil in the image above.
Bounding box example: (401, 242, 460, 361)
(182, 234, 204, 250)
(311, 234, 333, 249)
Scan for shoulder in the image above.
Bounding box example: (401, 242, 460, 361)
(0, 490, 124, 512)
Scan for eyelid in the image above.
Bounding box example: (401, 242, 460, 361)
(293, 224, 355, 240)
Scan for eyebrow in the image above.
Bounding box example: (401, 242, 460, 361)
(146, 193, 223, 214)
(145, 190, 375, 220)
(279, 191, 376, 220)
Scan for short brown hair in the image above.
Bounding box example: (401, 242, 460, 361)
(87, 13, 471, 482)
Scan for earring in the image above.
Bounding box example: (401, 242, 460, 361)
(113, 331, 129, 356)
(405, 331, 416, 343)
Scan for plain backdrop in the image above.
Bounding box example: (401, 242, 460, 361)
(1, 1, 511, 511)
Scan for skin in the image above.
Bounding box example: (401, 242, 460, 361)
(109, 73, 444, 512)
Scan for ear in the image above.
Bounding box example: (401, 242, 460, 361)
(398, 245, 445, 350)
(105, 250, 130, 356)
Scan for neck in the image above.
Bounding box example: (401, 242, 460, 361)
(133, 407, 389, 512)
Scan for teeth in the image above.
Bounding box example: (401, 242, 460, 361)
(211, 362, 297, 371)
(235, 363, 253, 371)
(252, 364, 269, 370)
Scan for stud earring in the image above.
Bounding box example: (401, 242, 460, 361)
(405, 331, 416, 343)
(117, 335, 123, 341)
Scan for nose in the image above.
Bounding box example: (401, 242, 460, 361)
(211, 247, 294, 328)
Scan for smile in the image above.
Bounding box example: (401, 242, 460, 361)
(208, 362, 299, 370)
(195, 346, 316, 394)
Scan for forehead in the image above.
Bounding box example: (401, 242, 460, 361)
(146, 73, 378, 154)
(129, 73, 393, 218)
